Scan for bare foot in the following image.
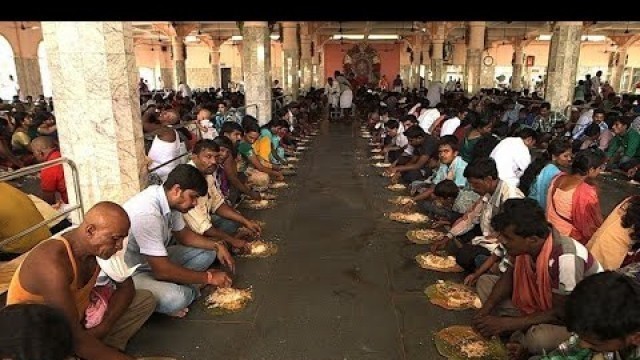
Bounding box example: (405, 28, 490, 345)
(168, 308, 189, 318)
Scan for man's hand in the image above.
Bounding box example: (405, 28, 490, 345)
(274, 173, 285, 181)
(464, 273, 479, 286)
(473, 315, 516, 337)
(206, 269, 232, 288)
(248, 190, 262, 201)
(244, 220, 262, 236)
(430, 236, 450, 253)
(628, 166, 639, 179)
(400, 199, 415, 213)
(215, 243, 235, 273)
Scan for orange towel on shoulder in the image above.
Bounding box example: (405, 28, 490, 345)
(512, 234, 554, 315)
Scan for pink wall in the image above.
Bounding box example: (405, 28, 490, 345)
(323, 43, 400, 83)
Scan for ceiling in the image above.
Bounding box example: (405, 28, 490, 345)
(131, 21, 640, 47)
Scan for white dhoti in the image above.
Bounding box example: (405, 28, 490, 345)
(339, 89, 353, 109)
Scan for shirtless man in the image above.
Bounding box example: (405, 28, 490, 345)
(7, 202, 156, 360)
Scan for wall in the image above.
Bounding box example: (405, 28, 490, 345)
(323, 42, 400, 83)
(452, 41, 466, 66)
(185, 44, 212, 89)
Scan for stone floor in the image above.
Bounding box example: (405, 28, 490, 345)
(3, 120, 639, 360)
(125, 122, 640, 359)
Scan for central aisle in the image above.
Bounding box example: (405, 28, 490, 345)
(129, 121, 469, 360)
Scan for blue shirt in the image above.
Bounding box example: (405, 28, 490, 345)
(432, 156, 468, 188)
(528, 163, 561, 210)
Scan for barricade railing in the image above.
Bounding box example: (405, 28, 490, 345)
(0, 157, 84, 249)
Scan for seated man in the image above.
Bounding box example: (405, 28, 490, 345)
(185, 139, 261, 249)
(30, 135, 68, 204)
(386, 125, 439, 184)
(380, 119, 407, 163)
(607, 116, 640, 173)
(0, 303, 73, 360)
(489, 127, 537, 187)
(540, 269, 640, 359)
(431, 157, 523, 272)
(0, 182, 52, 260)
(474, 198, 602, 357)
(237, 123, 284, 187)
(409, 135, 468, 200)
(220, 121, 262, 204)
(124, 164, 234, 318)
(7, 202, 156, 360)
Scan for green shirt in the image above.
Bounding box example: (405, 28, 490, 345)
(237, 141, 254, 173)
(607, 128, 640, 159)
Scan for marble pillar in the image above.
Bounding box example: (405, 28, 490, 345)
(14, 57, 43, 98)
(311, 53, 320, 88)
(512, 45, 525, 91)
(609, 47, 627, 92)
(465, 21, 485, 94)
(300, 35, 312, 91)
(171, 36, 187, 87)
(480, 61, 496, 89)
(431, 40, 444, 83)
(210, 48, 221, 88)
(282, 22, 299, 100)
(41, 22, 147, 210)
(159, 68, 173, 89)
(242, 22, 272, 126)
(545, 22, 582, 113)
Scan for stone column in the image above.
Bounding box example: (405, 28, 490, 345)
(242, 22, 272, 126)
(609, 47, 627, 92)
(300, 34, 312, 91)
(159, 68, 173, 89)
(545, 22, 583, 113)
(480, 53, 496, 89)
(171, 35, 186, 88)
(14, 57, 43, 98)
(41, 22, 147, 209)
(511, 43, 525, 91)
(465, 21, 485, 94)
(281, 22, 300, 99)
(411, 35, 424, 89)
(311, 51, 320, 88)
(210, 46, 221, 88)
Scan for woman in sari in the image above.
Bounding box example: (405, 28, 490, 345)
(519, 139, 572, 210)
(587, 196, 640, 270)
(546, 148, 605, 245)
(458, 114, 493, 163)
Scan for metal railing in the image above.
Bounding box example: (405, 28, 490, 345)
(0, 157, 84, 249)
(148, 152, 191, 173)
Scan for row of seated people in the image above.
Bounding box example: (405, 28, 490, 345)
(0, 110, 319, 359)
(364, 96, 640, 359)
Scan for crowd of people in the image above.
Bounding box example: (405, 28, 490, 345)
(360, 79, 640, 359)
(0, 85, 322, 359)
(3, 73, 640, 359)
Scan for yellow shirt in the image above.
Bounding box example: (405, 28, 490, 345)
(0, 183, 52, 253)
(587, 198, 633, 270)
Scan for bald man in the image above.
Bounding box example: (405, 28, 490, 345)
(7, 202, 156, 360)
(30, 135, 67, 204)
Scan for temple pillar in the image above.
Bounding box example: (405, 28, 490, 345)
(545, 21, 583, 113)
(300, 33, 313, 91)
(511, 42, 525, 91)
(465, 21, 485, 94)
(210, 46, 221, 88)
(242, 21, 272, 126)
(609, 47, 628, 92)
(281, 21, 300, 99)
(171, 35, 187, 87)
(41, 21, 147, 208)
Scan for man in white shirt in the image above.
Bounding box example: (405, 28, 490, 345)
(177, 81, 192, 98)
(426, 80, 445, 108)
(382, 119, 408, 163)
(572, 106, 596, 140)
(440, 107, 466, 136)
(418, 103, 445, 135)
(489, 128, 537, 187)
(124, 164, 234, 318)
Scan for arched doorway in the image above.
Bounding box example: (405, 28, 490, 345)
(38, 41, 52, 98)
(0, 35, 17, 101)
